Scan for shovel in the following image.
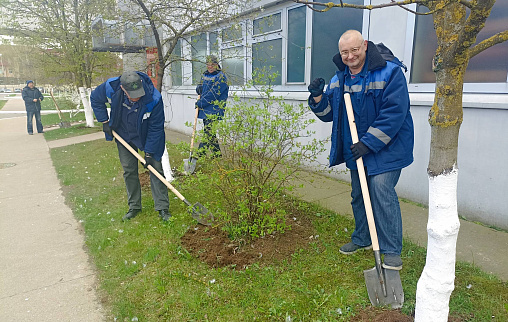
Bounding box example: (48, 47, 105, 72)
(344, 93, 404, 308)
(49, 90, 71, 128)
(183, 107, 199, 174)
(112, 130, 213, 226)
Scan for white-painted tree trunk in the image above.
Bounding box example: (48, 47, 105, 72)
(78, 87, 95, 127)
(161, 146, 174, 182)
(415, 166, 460, 321)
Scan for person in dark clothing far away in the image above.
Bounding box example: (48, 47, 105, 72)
(195, 55, 229, 157)
(21, 80, 44, 135)
(90, 71, 170, 222)
(307, 30, 414, 271)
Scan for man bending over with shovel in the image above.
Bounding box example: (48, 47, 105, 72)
(91, 71, 171, 222)
(307, 30, 414, 271)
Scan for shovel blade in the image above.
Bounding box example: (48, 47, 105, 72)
(364, 267, 404, 309)
(183, 157, 197, 175)
(191, 202, 213, 226)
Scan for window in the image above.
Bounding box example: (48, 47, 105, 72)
(311, 0, 363, 83)
(253, 39, 283, 85)
(287, 6, 306, 83)
(222, 46, 245, 86)
(170, 40, 183, 86)
(253, 13, 281, 35)
(210, 32, 219, 57)
(411, 2, 508, 84)
(222, 25, 243, 42)
(191, 33, 207, 84)
(252, 13, 283, 85)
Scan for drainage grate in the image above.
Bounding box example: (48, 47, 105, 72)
(0, 163, 16, 169)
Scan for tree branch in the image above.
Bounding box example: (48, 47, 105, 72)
(469, 30, 508, 59)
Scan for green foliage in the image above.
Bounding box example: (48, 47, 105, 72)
(200, 77, 326, 240)
(48, 140, 508, 321)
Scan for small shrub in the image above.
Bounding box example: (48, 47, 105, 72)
(199, 76, 326, 240)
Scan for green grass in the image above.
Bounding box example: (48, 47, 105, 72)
(43, 122, 102, 141)
(0, 100, 6, 110)
(49, 140, 508, 321)
(41, 112, 87, 127)
(41, 96, 77, 110)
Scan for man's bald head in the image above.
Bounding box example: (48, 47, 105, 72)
(338, 30, 368, 74)
(338, 30, 364, 49)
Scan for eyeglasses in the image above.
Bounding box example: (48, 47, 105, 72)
(340, 44, 363, 57)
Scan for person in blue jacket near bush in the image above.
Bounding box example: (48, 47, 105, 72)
(90, 71, 170, 222)
(308, 30, 414, 270)
(195, 55, 228, 157)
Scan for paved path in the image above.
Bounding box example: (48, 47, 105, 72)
(0, 99, 104, 321)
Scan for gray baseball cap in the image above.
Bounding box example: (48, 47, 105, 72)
(120, 71, 145, 99)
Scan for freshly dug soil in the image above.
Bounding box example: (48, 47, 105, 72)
(139, 170, 150, 188)
(351, 307, 412, 321)
(181, 214, 316, 270)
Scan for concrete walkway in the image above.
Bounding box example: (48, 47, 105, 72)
(0, 99, 104, 321)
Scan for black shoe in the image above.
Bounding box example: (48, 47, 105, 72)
(28, 133, 33, 135)
(122, 209, 141, 221)
(159, 209, 171, 221)
(339, 242, 373, 255)
(382, 254, 403, 270)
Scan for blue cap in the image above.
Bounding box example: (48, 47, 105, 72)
(26, 80, 34, 85)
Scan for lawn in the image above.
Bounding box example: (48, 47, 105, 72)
(49, 138, 508, 321)
(43, 122, 102, 141)
(0, 100, 6, 110)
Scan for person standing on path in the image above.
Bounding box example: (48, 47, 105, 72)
(307, 30, 414, 270)
(90, 71, 171, 222)
(195, 55, 229, 157)
(21, 80, 44, 135)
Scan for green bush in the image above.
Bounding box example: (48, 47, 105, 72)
(200, 80, 326, 240)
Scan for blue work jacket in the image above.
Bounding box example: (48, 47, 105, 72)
(90, 72, 166, 161)
(309, 42, 414, 175)
(196, 70, 228, 119)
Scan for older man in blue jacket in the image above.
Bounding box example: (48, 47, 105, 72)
(308, 30, 414, 270)
(91, 71, 170, 222)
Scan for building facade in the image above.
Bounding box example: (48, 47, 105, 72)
(161, 0, 508, 230)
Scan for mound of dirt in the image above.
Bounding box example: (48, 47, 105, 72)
(351, 307, 412, 321)
(181, 215, 316, 270)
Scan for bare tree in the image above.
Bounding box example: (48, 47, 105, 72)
(2, 0, 121, 88)
(117, 0, 242, 91)
(294, 0, 508, 320)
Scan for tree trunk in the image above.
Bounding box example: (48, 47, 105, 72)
(415, 3, 467, 319)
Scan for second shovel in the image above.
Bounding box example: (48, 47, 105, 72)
(184, 107, 199, 174)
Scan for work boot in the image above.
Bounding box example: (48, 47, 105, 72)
(339, 242, 372, 255)
(122, 209, 141, 221)
(382, 254, 403, 270)
(159, 209, 171, 222)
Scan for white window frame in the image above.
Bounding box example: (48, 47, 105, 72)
(404, 3, 508, 94)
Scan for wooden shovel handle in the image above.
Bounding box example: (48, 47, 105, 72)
(112, 130, 186, 202)
(344, 93, 380, 252)
(190, 107, 199, 151)
(49, 90, 64, 120)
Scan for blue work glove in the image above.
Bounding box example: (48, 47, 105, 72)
(102, 122, 112, 137)
(308, 78, 325, 97)
(196, 84, 203, 95)
(351, 142, 370, 160)
(144, 153, 156, 169)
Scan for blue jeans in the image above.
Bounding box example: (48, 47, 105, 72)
(27, 109, 43, 134)
(350, 169, 402, 255)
